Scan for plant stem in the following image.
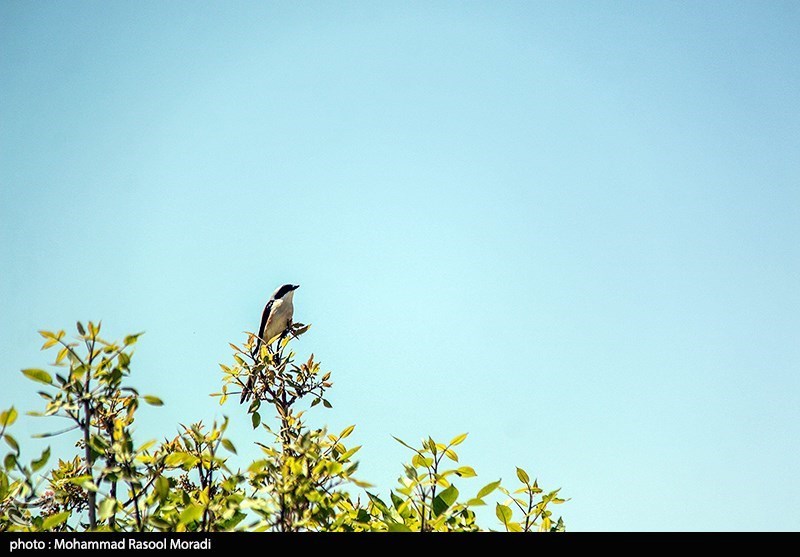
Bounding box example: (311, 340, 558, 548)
(82, 392, 96, 528)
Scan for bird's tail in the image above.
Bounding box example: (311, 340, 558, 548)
(253, 336, 262, 360)
(240, 372, 255, 404)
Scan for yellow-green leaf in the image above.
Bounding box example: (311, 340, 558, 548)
(143, 395, 163, 406)
(340, 445, 361, 461)
(456, 466, 477, 478)
(340, 425, 356, 439)
(42, 511, 70, 530)
(155, 475, 169, 501)
(124, 333, 142, 346)
(41, 337, 58, 350)
(449, 432, 468, 446)
(31, 447, 50, 472)
(179, 503, 204, 524)
(516, 467, 530, 484)
(477, 480, 501, 499)
(165, 452, 199, 469)
(98, 497, 118, 520)
(21, 369, 52, 385)
(221, 438, 237, 454)
(387, 522, 411, 532)
(496, 503, 513, 524)
(0, 407, 17, 428)
(433, 484, 459, 516)
(4, 435, 19, 453)
(392, 436, 416, 451)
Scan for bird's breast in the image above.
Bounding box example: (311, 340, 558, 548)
(264, 298, 294, 342)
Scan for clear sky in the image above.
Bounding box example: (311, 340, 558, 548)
(1, 1, 798, 531)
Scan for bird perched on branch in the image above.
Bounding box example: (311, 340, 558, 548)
(241, 283, 300, 403)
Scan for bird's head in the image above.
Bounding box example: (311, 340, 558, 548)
(273, 283, 300, 300)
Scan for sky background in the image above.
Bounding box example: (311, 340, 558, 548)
(1, 1, 798, 531)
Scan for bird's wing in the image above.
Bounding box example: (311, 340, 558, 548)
(258, 299, 274, 341)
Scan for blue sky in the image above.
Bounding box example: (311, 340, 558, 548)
(1, 1, 798, 531)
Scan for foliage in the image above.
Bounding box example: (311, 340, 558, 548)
(0, 321, 566, 532)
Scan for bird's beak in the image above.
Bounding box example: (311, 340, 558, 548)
(291, 284, 300, 290)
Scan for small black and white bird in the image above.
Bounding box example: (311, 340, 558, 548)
(241, 283, 300, 403)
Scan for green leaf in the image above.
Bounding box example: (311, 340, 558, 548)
(142, 395, 163, 406)
(41, 337, 59, 349)
(322, 399, 333, 409)
(124, 333, 143, 345)
(4, 453, 16, 470)
(387, 522, 412, 532)
(327, 461, 344, 475)
(66, 475, 93, 487)
(221, 438, 237, 454)
(88, 434, 108, 455)
(444, 448, 458, 462)
(31, 447, 50, 472)
(98, 497, 118, 520)
(449, 432, 468, 446)
(390, 491, 404, 510)
(76, 322, 86, 336)
(71, 365, 87, 381)
(179, 503, 204, 524)
(432, 484, 459, 516)
(340, 445, 361, 461)
(456, 466, 477, 478)
(508, 522, 523, 532)
(4, 435, 19, 453)
(0, 471, 8, 500)
(165, 452, 200, 469)
(516, 467, 530, 484)
(148, 517, 172, 530)
(0, 407, 18, 428)
(154, 475, 170, 502)
(466, 498, 486, 506)
(251, 412, 261, 429)
(366, 491, 390, 514)
(427, 437, 437, 453)
(392, 436, 417, 451)
(21, 368, 52, 385)
(136, 439, 156, 454)
(477, 480, 502, 499)
(42, 511, 70, 530)
(496, 503, 513, 525)
(411, 453, 434, 468)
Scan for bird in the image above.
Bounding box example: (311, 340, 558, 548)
(241, 283, 300, 403)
